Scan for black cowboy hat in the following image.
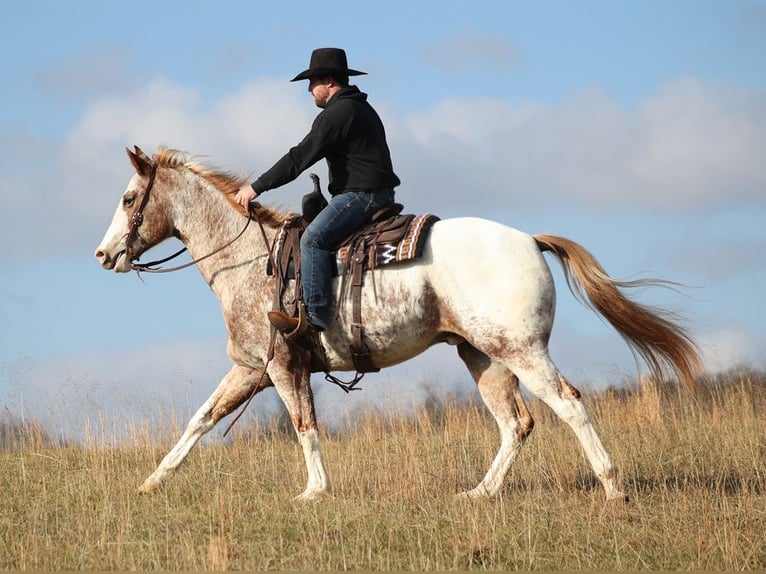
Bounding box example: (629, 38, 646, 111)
(290, 47, 367, 82)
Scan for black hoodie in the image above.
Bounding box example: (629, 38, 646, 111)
(251, 86, 400, 196)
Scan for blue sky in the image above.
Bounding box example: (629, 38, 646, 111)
(1, 0, 764, 442)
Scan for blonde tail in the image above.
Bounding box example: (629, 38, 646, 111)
(535, 234, 701, 388)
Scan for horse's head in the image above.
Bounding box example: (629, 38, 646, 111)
(96, 145, 296, 274)
(95, 146, 177, 272)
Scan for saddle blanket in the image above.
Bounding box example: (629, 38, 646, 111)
(336, 213, 438, 269)
(269, 213, 439, 278)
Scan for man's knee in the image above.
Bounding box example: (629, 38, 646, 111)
(300, 227, 321, 251)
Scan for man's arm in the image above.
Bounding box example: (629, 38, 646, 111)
(234, 114, 337, 208)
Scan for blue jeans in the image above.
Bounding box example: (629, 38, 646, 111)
(300, 189, 395, 330)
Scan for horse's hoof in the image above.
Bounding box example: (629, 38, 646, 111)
(606, 492, 630, 504)
(138, 480, 161, 494)
(455, 487, 489, 500)
(293, 489, 330, 502)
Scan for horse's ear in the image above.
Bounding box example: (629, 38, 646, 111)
(133, 145, 152, 163)
(126, 146, 153, 177)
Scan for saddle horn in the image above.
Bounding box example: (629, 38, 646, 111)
(301, 173, 328, 224)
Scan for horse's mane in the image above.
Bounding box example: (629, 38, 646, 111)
(153, 147, 294, 227)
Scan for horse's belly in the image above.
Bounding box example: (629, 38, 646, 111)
(317, 217, 554, 372)
(321, 263, 437, 370)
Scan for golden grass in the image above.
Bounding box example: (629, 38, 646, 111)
(1, 372, 764, 570)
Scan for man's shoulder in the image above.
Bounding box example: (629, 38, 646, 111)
(332, 87, 368, 106)
(322, 93, 368, 121)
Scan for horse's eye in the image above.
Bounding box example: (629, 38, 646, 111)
(123, 196, 135, 208)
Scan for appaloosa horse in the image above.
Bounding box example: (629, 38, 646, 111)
(95, 146, 701, 501)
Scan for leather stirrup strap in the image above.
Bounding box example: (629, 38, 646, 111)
(349, 240, 379, 373)
(290, 226, 303, 314)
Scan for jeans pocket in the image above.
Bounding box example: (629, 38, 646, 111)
(367, 190, 395, 215)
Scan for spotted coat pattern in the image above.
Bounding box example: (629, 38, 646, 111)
(94, 146, 700, 501)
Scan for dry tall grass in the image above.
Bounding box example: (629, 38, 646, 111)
(1, 370, 764, 570)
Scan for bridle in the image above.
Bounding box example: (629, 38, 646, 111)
(120, 166, 363, 435)
(120, 161, 297, 436)
(123, 162, 269, 276)
(124, 163, 158, 263)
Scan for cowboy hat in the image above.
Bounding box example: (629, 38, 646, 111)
(290, 47, 367, 82)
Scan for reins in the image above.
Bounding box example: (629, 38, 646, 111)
(129, 216, 253, 275)
(123, 165, 281, 435)
(131, 196, 278, 436)
(128, 193, 258, 276)
(222, 201, 279, 437)
(123, 169, 358, 435)
(124, 162, 274, 276)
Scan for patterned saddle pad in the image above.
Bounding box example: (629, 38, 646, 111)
(335, 212, 439, 273)
(269, 212, 439, 278)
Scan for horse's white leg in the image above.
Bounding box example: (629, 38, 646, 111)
(456, 343, 534, 498)
(267, 353, 330, 501)
(295, 426, 328, 501)
(507, 350, 626, 501)
(138, 364, 270, 493)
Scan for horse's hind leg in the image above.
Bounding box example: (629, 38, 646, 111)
(457, 342, 535, 497)
(138, 364, 271, 493)
(508, 350, 626, 501)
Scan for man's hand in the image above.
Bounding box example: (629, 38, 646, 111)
(235, 185, 258, 208)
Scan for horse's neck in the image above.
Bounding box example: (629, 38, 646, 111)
(171, 175, 275, 293)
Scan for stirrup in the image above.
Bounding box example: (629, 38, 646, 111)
(283, 303, 310, 343)
(289, 306, 329, 371)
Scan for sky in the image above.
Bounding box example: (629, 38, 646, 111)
(1, 0, 764, 443)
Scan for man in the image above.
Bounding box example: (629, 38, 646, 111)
(235, 48, 400, 335)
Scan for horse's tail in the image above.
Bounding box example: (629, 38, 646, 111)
(534, 234, 702, 389)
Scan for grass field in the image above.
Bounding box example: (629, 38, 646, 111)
(1, 370, 764, 570)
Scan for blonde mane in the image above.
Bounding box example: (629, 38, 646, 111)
(153, 147, 294, 227)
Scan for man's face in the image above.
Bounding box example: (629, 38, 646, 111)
(308, 76, 332, 108)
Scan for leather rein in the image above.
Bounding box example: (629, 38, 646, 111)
(125, 163, 269, 275)
(123, 163, 279, 436)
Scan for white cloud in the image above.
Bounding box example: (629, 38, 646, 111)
(2, 76, 764, 256)
(421, 33, 520, 73)
(665, 236, 766, 281)
(2, 337, 475, 444)
(36, 47, 141, 101)
(390, 79, 766, 215)
(4, 339, 245, 443)
(632, 79, 766, 208)
(697, 327, 764, 373)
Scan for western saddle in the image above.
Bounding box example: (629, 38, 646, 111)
(267, 174, 438, 379)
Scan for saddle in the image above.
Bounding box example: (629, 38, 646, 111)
(267, 174, 439, 375)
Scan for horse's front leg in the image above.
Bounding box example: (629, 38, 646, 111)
(268, 348, 330, 501)
(138, 364, 271, 493)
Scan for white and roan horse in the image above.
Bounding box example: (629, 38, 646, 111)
(95, 146, 701, 501)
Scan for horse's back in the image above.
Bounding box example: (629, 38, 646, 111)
(425, 217, 548, 281)
(325, 216, 555, 369)
(422, 217, 556, 335)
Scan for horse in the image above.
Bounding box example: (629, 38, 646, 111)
(94, 145, 701, 501)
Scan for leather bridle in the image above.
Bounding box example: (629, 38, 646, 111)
(120, 162, 280, 436)
(124, 163, 158, 263)
(123, 163, 271, 276)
